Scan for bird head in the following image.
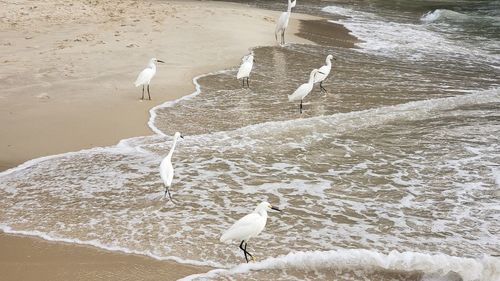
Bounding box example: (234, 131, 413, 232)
(327, 54, 334, 61)
(256, 201, 281, 213)
(174, 132, 184, 140)
(152, 58, 165, 64)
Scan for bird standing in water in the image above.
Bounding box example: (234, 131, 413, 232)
(237, 53, 255, 88)
(160, 132, 183, 202)
(288, 69, 322, 114)
(220, 201, 281, 263)
(314, 55, 335, 93)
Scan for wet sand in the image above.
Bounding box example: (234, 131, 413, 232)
(0, 1, 355, 280)
(0, 232, 210, 281)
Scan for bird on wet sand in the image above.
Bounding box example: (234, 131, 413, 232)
(220, 201, 281, 263)
(134, 57, 164, 100)
(275, 0, 297, 46)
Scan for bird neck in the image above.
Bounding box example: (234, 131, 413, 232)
(287, 0, 294, 12)
(257, 209, 268, 218)
(148, 61, 157, 70)
(326, 58, 332, 66)
(308, 71, 317, 83)
(167, 137, 178, 158)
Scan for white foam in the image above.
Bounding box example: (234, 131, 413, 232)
(421, 9, 469, 23)
(147, 69, 232, 136)
(322, 5, 500, 64)
(180, 249, 499, 281)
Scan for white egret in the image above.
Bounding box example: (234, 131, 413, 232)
(159, 132, 183, 202)
(236, 53, 255, 88)
(220, 201, 281, 263)
(134, 57, 164, 100)
(288, 68, 322, 114)
(313, 54, 336, 93)
(275, 0, 297, 46)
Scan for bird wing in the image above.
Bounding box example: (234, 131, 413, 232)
(159, 157, 173, 186)
(275, 12, 288, 32)
(288, 83, 311, 101)
(236, 60, 253, 79)
(314, 65, 330, 83)
(134, 67, 154, 87)
(220, 213, 263, 242)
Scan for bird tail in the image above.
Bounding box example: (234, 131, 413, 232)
(220, 232, 230, 243)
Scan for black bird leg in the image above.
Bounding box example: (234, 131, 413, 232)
(163, 186, 173, 202)
(320, 82, 327, 93)
(299, 100, 303, 114)
(141, 85, 145, 100)
(239, 240, 249, 263)
(246, 77, 250, 88)
(147, 84, 151, 100)
(239, 241, 254, 263)
(244, 242, 254, 261)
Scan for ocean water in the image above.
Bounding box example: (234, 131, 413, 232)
(1, 1, 499, 280)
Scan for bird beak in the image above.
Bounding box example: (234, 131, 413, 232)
(333, 58, 337, 61)
(180, 134, 184, 139)
(157, 60, 165, 63)
(270, 206, 281, 212)
(253, 59, 256, 63)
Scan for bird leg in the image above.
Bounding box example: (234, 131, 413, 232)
(239, 241, 254, 263)
(239, 240, 249, 263)
(299, 100, 303, 114)
(147, 84, 151, 100)
(244, 242, 255, 262)
(141, 85, 145, 100)
(320, 82, 327, 93)
(163, 186, 174, 203)
(246, 77, 250, 88)
(281, 30, 285, 45)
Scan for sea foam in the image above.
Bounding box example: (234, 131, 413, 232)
(180, 249, 500, 281)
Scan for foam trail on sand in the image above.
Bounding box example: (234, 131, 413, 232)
(146, 70, 232, 136)
(0, 225, 224, 268)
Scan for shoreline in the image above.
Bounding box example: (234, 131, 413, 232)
(0, 0, 316, 172)
(0, 1, 345, 280)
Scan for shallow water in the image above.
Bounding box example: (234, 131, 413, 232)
(1, 1, 499, 280)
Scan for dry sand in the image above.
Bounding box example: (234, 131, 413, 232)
(0, 0, 322, 280)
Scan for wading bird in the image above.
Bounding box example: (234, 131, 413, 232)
(237, 53, 255, 88)
(220, 201, 281, 263)
(160, 132, 183, 202)
(134, 58, 164, 100)
(314, 55, 336, 93)
(288, 69, 322, 114)
(275, 0, 297, 46)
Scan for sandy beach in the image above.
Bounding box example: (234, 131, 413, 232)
(0, 0, 323, 279)
(2, 0, 498, 280)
